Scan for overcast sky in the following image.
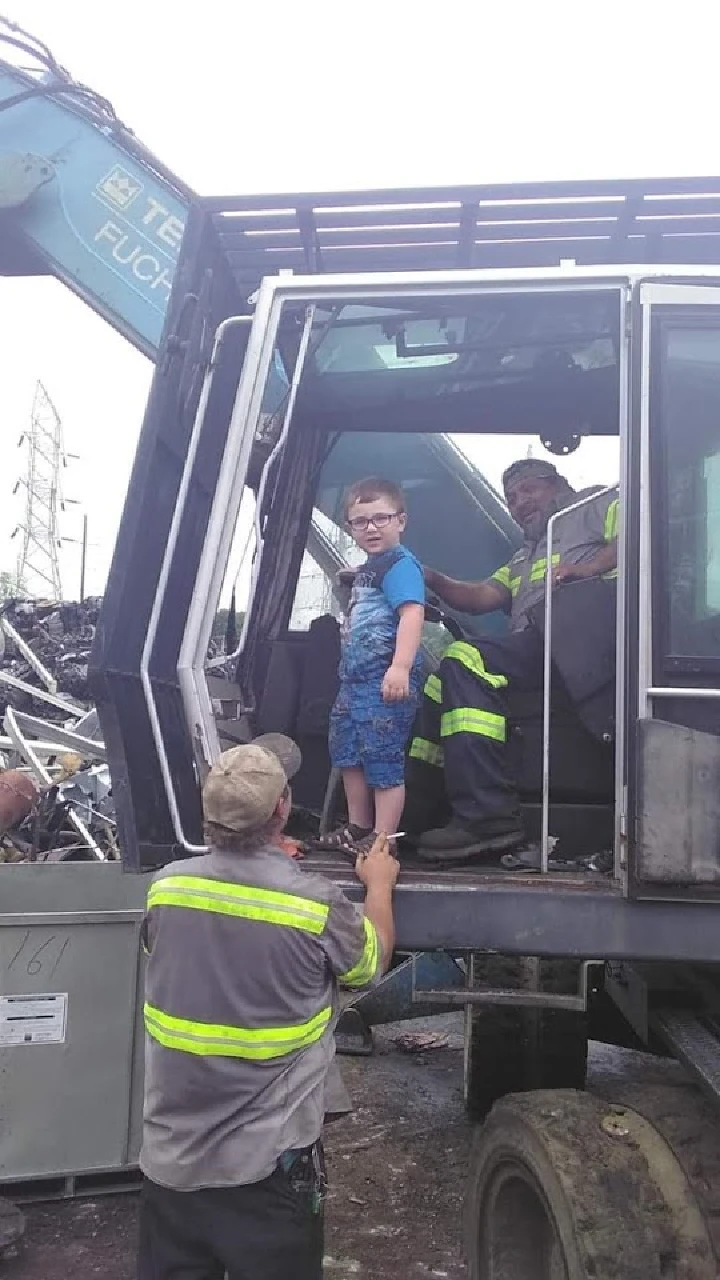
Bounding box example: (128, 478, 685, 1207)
(1, 0, 716, 597)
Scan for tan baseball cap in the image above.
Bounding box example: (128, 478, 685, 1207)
(203, 734, 301, 832)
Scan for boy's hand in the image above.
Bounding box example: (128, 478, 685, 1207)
(355, 833, 399, 889)
(382, 662, 410, 702)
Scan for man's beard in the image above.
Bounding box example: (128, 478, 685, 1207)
(523, 487, 575, 544)
(523, 509, 552, 543)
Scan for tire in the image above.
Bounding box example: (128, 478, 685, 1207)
(464, 1005, 526, 1118)
(464, 957, 588, 1119)
(464, 1090, 715, 1280)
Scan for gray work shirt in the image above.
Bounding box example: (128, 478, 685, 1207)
(140, 845, 379, 1191)
(490, 486, 618, 631)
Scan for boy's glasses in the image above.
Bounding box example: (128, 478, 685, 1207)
(347, 511, 402, 533)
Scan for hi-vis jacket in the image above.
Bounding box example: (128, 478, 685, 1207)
(491, 487, 619, 630)
(140, 845, 380, 1191)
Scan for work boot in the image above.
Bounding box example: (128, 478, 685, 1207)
(417, 818, 523, 862)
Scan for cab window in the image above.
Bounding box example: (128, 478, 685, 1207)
(654, 321, 720, 664)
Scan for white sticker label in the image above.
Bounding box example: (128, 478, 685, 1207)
(0, 993, 67, 1045)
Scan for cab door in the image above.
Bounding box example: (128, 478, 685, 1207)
(629, 281, 720, 895)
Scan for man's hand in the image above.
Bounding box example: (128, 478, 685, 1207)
(382, 662, 411, 702)
(551, 562, 593, 588)
(355, 833, 400, 889)
(357, 834, 399, 972)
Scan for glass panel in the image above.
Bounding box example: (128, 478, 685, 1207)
(290, 550, 335, 632)
(314, 311, 463, 372)
(658, 323, 720, 661)
(302, 293, 619, 419)
(211, 488, 256, 658)
(208, 327, 311, 658)
(289, 512, 360, 632)
(706, 452, 720, 613)
(311, 295, 617, 380)
(293, 292, 623, 450)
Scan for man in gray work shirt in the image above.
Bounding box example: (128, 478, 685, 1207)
(407, 458, 618, 862)
(138, 734, 398, 1280)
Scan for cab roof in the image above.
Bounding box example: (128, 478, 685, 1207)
(203, 175, 720, 297)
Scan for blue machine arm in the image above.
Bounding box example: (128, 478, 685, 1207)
(0, 15, 191, 357)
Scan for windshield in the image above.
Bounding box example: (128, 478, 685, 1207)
(296, 291, 620, 442)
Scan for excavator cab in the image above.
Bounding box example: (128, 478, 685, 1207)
(89, 189, 720, 913)
(94, 260, 623, 864)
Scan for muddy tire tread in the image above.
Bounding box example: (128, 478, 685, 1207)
(465, 1089, 716, 1280)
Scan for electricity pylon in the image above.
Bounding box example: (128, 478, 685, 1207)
(12, 381, 67, 600)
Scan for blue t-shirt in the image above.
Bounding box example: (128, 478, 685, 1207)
(339, 545, 425, 683)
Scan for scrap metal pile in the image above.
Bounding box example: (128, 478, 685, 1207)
(0, 597, 115, 862)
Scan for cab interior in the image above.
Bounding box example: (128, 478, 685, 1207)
(224, 286, 623, 869)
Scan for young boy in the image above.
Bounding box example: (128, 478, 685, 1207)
(321, 477, 425, 857)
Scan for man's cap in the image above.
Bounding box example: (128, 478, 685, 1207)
(502, 458, 562, 490)
(203, 734, 301, 832)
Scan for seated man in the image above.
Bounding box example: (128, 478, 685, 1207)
(410, 457, 618, 862)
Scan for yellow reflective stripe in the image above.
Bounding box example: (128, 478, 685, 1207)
(144, 1001, 332, 1060)
(445, 640, 508, 690)
(602, 568, 618, 580)
(529, 553, 560, 583)
(509, 574, 522, 597)
(148, 887, 327, 933)
(148, 876, 328, 923)
(491, 563, 512, 589)
(339, 917, 380, 989)
(147, 876, 329, 935)
(604, 498, 619, 542)
(424, 673, 442, 704)
(441, 707, 506, 743)
(409, 736, 444, 767)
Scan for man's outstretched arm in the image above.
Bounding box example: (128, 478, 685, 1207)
(424, 566, 510, 616)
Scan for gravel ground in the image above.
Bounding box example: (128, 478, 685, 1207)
(1, 1019, 690, 1280)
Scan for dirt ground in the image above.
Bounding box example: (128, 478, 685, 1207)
(2, 1018, 690, 1280)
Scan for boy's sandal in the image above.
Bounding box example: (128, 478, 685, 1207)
(354, 830, 381, 857)
(354, 831, 401, 860)
(315, 824, 371, 856)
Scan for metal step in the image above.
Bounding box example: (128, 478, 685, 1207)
(417, 955, 598, 1013)
(652, 1007, 720, 1103)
